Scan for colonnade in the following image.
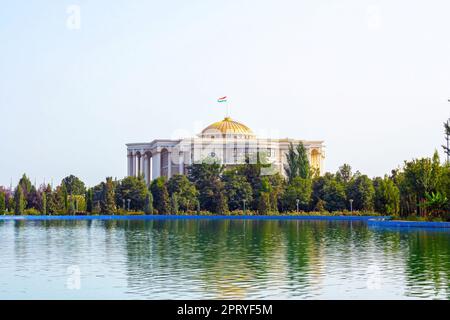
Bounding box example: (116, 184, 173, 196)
(127, 149, 185, 185)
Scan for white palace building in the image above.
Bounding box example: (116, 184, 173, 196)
(126, 117, 325, 185)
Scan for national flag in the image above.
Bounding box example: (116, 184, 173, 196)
(217, 96, 227, 103)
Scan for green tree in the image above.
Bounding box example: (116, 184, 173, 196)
(268, 173, 285, 213)
(0, 191, 5, 214)
(257, 177, 275, 214)
(423, 191, 448, 217)
(439, 164, 450, 213)
(188, 162, 228, 213)
(322, 178, 347, 212)
(336, 163, 353, 185)
(167, 174, 198, 211)
(403, 151, 441, 215)
(233, 153, 274, 210)
(61, 184, 69, 213)
(257, 192, 271, 215)
(311, 173, 346, 212)
(41, 190, 47, 215)
(150, 177, 171, 214)
(170, 194, 179, 214)
(18, 174, 32, 198)
(285, 143, 299, 182)
(101, 177, 116, 214)
(442, 120, 450, 160)
(68, 197, 76, 215)
(222, 170, 253, 211)
(86, 189, 93, 213)
(282, 177, 312, 211)
(14, 185, 25, 215)
(115, 176, 148, 211)
(144, 191, 154, 215)
(346, 175, 375, 211)
(374, 176, 400, 215)
(285, 142, 310, 182)
(61, 175, 86, 195)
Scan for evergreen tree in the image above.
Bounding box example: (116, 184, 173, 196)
(61, 175, 86, 195)
(282, 177, 312, 211)
(374, 176, 400, 215)
(336, 164, 353, 185)
(188, 162, 227, 213)
(285, 143, 299, 182)
(257, 177, 273, 214)
(442, 120, 450, 161)
(150, 177, 170, 214)
(170, 194, 179, 215)
(268, 173, 285, 213)
(346, 175, 375, 211)
(144, 191, 154, 215)
(115, 176, 148, 211)
(321, 177, 347, 212)
(167, 174, 198, 211)
(0, 191, 5, 214)
(296, 143, 310, 179)
(68, 196, 76, 215)
(14, 185, 25, 215)
(41, 190, 47, 215)
(285, 142, 311, 182)
(257, 192, 271, 215)
(18, 174, 32, 203)
(61, 184, 69, 213)
(86, 189, 93, 213)
(102, 177, 116, 214)
(222, 170, 253, 211)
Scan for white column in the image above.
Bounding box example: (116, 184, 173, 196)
(152, 152, 161, 180)
(131, 153, 136, 176)
(144, 154, 148, 182)
(127, 152, 132, 176)
(179, 152, 184, 175)
(167, 151, 172, 178)
(143, 155, 149, 183)
(138, 154, 142, 177)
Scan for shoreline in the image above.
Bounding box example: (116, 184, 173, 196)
(368, 218, 450, 229)
(2, 215, 449, 228)
(0, 214, 388, 221)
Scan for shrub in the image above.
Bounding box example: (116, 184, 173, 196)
(23, 208, 41, 215)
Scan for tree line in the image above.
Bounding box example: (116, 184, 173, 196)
(1, 136, 450, 220)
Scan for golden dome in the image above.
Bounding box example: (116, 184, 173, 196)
(201, 117, 254, 137)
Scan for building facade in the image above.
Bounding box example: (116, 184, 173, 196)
(126, 117, 325, 184)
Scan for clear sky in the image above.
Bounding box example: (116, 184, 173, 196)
(1, 0, 450, 187)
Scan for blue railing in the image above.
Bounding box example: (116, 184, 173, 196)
(0, 214, 388, 221)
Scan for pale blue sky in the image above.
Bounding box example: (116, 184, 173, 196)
(1, 0, 450, 187)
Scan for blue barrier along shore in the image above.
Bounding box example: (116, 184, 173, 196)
(0, 215, 387, 221)
(368, 218, 450, 229)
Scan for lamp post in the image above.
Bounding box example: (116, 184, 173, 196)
(296, 199, 300, 213)
(446, 100, 450, 164)
(349, 199, 354, 212)
(243, 199, 246, 215)
(446, 117, 450, 164)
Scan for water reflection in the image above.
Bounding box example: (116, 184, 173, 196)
(0, 219, 448, 299)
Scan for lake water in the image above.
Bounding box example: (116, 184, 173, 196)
(0, 218, 449, 299)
